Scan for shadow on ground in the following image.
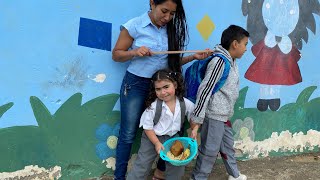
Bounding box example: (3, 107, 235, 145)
(89, 152, 320, 180)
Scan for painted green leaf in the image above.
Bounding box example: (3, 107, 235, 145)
(0, 102, 14, 118)
(82, 94, 119, 121)
(296, 86, 317, 104)
(30, 96, 52, 128)
(54, 93, 83, 119)
(234, 86, 249, 110)
(79, 94, 120, 129)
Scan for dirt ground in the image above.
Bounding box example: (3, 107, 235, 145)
(94, 152, 320, 180)
(189, 152, 320, 180)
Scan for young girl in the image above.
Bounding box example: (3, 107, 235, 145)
(126, 69, 195, 180)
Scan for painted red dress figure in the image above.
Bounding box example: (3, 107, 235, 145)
(245, 40, 302, 86)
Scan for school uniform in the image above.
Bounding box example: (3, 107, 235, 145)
(127, 97, 194, 180)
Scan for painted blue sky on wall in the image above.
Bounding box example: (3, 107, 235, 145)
(0, 0, 320, 128)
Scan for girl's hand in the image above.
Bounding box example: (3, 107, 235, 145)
(193, 48, 213, 60)
(190, 123, 199, 140)
(155, 142, 164, 154)
(132, 46, 151, 57)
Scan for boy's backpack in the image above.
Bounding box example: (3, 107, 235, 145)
(185, 54, 231, 103)
(153, 98, 186, 137)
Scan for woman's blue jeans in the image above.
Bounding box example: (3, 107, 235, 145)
(114, 71, 151, 180)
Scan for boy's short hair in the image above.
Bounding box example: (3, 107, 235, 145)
(221, 25, 249, 50)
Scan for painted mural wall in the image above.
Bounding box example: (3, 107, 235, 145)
(0, 0, 320, 179)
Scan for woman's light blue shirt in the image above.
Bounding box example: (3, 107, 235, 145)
(121, 12, 168, 78)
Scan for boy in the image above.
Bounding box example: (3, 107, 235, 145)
(189, 25, 249, 180)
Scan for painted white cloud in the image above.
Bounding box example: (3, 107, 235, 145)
(105, 157, 116, 170)
(235, 130, 320, 158)
(0, 165, 61, 179)
(89, 73, 106, 83)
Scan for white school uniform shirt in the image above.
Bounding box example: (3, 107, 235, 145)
(139, 97, 195, 136)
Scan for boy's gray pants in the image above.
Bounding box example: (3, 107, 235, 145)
(191, 118, 240, 180)
(127, 132, 185, 180)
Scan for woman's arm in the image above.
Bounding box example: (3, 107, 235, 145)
(112, 29, 151, 62)
(181, 49, 212, 65)
(181, 54, 195, 65)
(112, 29, 135, 62)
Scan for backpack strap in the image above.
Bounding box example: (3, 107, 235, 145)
(153, 98, 186, 137)
(211, 54, 231, 94)
(178, 98, 186, 137)
(184, 53, 231, 103)
(153, 99, 163, 126)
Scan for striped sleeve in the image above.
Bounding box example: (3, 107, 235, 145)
(191, 57, 225, 124)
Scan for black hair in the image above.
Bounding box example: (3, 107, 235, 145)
(145, 69, 185, 108)
(221, 25, 250, 50)
(152, 0, 189, 73)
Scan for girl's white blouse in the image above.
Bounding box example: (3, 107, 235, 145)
(139, 97, 195, 136)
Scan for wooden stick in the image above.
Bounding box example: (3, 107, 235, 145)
(151, 50, 213, 55)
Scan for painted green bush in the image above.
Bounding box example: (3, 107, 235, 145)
(232, 86, 320, 141)
(0, 93, 122, 179)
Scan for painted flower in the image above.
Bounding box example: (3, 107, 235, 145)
(95, 122, 120, 160)
(105, 157, 116, 170)
(233, 117, 255, 141)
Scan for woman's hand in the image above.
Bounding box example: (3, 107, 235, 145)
(193, 48, 213, 60)
(155, 141, 164, 154)
(132, 46, 151, 57)
(181, 48, 213, 65)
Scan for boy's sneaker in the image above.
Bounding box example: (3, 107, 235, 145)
(228, 173, 247, 180)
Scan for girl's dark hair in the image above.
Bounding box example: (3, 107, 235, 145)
(152, 0, 189, 73)
(145, 69, 185, 108)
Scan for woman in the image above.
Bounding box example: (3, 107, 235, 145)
(112, 0, 209, 179)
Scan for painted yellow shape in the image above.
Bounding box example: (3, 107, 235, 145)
(196, 15, 215, 41)
(107, 135, 118, 149)
(240, 127, 250, 140)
